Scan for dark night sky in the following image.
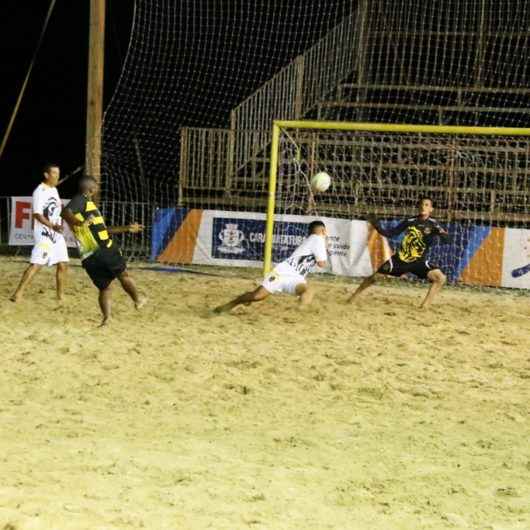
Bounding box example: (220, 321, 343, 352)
(0, 1, 132, 197)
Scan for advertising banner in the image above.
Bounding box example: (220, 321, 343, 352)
(9, 197, 77, 247)
(151, 207, 530, 289)
(154, 208, 373, 277)
(501, 228, 530, 289)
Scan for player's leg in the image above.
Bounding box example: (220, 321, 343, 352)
(10, 264, 42, 302)
(295, 282, 314, 306)
(98, 286, 112, 326)
(420, 268, 447, 308)
(52, 237, 69, 302)
(348, 257, 401, 303)
(116, 270, 146, 309)
(214, 286, 270, 314)
(55, 262, 68, 302)
(348, 273, 377, 303)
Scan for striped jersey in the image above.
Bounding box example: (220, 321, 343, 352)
(64, 194, 112, 260)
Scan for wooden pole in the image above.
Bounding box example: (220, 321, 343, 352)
(86, 0, 106, 199)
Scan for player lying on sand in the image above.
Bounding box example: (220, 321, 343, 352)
(349, 197, 449, 308)
(214, 220, 328, 313)
(61, 176, 146, 326)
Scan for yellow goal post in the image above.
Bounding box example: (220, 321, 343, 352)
(263, 120, 530, 275)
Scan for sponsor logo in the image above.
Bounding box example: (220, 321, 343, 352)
(15, 201, 32, 228)
(217, 223, 246, 254)
(212, 217, 306, 261)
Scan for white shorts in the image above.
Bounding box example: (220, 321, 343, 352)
(261, 270, 306, 296)
(30, 235, 69, 266)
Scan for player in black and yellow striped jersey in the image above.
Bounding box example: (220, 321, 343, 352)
(62, 176, 146, 326)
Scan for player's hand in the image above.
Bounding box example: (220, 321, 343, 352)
(128, 223, 144, 233)
(82, 214, 96, 228)
(52, 224, 63, 233)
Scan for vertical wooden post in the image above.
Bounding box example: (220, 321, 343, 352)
(355, 0, 369, 122)
(226, 111, 236, 194)
(86, 0, 106, 199)
(178, 127, 188, 206)
(294, 55, 305, 119)
(474, 0, 487, 86)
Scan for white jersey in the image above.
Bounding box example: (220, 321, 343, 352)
(32, 183, 62, 244)
(275, 234, 328, 278)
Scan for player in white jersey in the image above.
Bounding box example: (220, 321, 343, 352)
(214, 221, 328, 313)
(10, 164, 69, 302)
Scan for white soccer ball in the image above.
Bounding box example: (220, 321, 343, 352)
(311, 171, 331, 193)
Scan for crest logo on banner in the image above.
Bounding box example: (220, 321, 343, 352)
(217, 223, 245, 254)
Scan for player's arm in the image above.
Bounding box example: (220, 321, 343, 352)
(108, 223, 144, 235)
(314, 235, 328, 269)
(32, 190, 62, 232)
(61, 207, 85, 228)
(367, 214, 409, 238)
(434, 222, 450, 243)
(33, 212, 62, 232)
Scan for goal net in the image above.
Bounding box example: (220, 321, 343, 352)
(264, 122, 530, 288)
(98, 0, 530, 288)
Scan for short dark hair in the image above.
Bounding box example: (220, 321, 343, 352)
(81, 174, 97, 183)
(308, 220, 325, 235)
(418, 196, 433, 207)
(79, 175, 97, 192)
(42, 163, 59, 175)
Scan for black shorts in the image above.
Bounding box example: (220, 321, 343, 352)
(377, 255, 440, 280)
(82, 247, 127, 290)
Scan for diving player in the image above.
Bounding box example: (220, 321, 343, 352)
(349, 197, 449, 308)
(214, 220, 328, 313)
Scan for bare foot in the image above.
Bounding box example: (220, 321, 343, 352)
(99, 317, 110, 327)
(213, 303, 233, 314)
(135, 297, 147, 310)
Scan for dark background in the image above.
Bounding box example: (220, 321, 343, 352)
(1, 1, 353, 200)
(0, 1, 133, 197)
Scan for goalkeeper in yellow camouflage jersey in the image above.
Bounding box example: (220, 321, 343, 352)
(349, 197, 449, 308)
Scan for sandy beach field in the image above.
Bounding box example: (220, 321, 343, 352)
(1, 256, 529, 530)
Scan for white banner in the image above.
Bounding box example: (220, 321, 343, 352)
(9, 196, 77, 247)
(189, 209, 373, 277)
(501, 228, 530, 289)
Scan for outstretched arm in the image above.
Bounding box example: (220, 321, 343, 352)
(367, 214, 409, 238)
(433, 222, 450, 243)
(108, 223, 144, 235)
(437, 228, 450, 243)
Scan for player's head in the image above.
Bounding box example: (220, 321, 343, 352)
(42, 163, 60, 186)
(418, 197, 434, 218)
(308, 220, 326, 236)
(79, 175, 98, 197)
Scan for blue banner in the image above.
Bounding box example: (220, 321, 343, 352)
(212, 216, 308, 263)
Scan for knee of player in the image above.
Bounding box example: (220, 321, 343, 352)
(251, 287, 269, 301)
(435, 271, 447, 285)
